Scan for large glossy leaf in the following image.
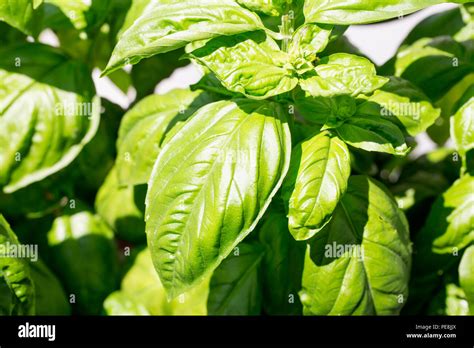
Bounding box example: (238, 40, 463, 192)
(103, 0, 265, 75)
(208, 242, 264, 315)
(146, 99, 292, 297)
(0, 43, 100, 193)
(0, 214, 35, 315)
(304, 1, 470, 25)
(451, 87, 474, 156)
(116, 89, 214, 186)
(459, 245, 474, 314)
(95, 167, 146, 244)
(259, 212, 305, 315)
(0, 0, 41, 34)
(336, 116, 409, 155)
(282, 131, 351, 240)
(299, 53, 388, 97)
(47, 209, 119, 314)
(300, 176, 411, 315)
(104, 249, 210, 315)
(427, 175, 474, 254)
(356, 77, 441, 136)
(187, 31, 298, 99)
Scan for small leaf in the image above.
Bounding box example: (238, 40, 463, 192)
(187, 31, 298, 99)
(282, 131, 351, 240)
(336, 116, 409, 155)
(299, 53, 388, 97)
(103, 0, 265, 75)
(146, 99, 292, 297)
(300, 176, 411, 315)
(95, 167, 147, 244)
(208, 243, 264, 315)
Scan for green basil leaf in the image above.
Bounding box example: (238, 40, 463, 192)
(428, 175, 474, 254)
(336, 116, 409, 155)
(131, 50, 188, 100)
(236, 0, 290, 16)
(451, 88, 474, 156)
(95, 167, 146, 244)
(0, 0, 39, 34)
(30, 259, 71, 315)
(117, 0, 150, 37)
(459, 245, 474, 314)
(300, 176, 411, 315)
(356, 77, 441, 136)
(46, 209, 119, 315)
(0, 43, 100, 193)
(288, 23, 333, 63)
(428, 284, 471, 315)
(0, 215, 35, 315)
(299, 53, 388, 97)
(104, 249, 210, 315)
(304, 1, 470, 25)
(259, 212, 305, 315)
(282, 131, 351, 240)
(293, 89, 357, 125)
(394, 37, 474, 101)
(208, 243, 264, 315)
(146, 99, 292, 297)
(103, 0, 265, 75)
(77, 99, 122, 192)
(116, 89, 214, 186)
(187, 31, 298, 99)
(41, 0, 110, 31)
(402, 7, 466, 46)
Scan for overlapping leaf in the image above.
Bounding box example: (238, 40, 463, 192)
(103, 0, 265, 75)
(146, 99, 292, 297)
(282, 131, 351, 240)
(0, 43, 100, 193)
(188, 31, 298, 99)
(300, 176, 411, 315)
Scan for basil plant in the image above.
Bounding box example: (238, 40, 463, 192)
(0, 0, 472, 316)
